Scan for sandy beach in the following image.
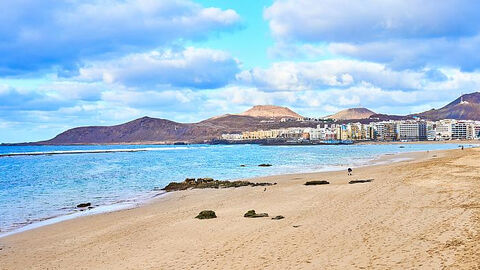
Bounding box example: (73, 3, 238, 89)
(1, 147, 479, 269)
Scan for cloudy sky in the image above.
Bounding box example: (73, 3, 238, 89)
(2, 0, 480, 142)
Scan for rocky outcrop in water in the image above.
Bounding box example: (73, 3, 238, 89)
(162, 178, 276, 192)
(76, 202, 91, 208)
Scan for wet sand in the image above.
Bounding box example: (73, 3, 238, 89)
(1, 148, 479, 269)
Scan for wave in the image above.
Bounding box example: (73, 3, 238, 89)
(0, 147, 197, 157)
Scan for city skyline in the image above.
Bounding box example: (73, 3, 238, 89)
(3, 0, 480, 142)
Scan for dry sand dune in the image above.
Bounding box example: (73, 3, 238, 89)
(1, 148, 479, 269)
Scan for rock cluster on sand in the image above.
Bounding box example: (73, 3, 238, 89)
(162, 178, 276, 192)
(304, 180, 330, 185)
(271, 215, 284, 220)
(244, 210, 269, 218)
(195, 210, 217, 219)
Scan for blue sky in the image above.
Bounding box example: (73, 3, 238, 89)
(2, 0, 480, 142)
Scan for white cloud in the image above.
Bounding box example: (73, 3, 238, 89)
(0, 0, 240, 74)
(77, 47, 240, 89)
(237, 59, 424, 91)
(265, 0, 479, 42)
(264, 0, 480, 70)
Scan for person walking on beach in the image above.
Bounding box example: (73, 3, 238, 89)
(347, 168, 353, 175)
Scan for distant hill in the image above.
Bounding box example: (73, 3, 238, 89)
(239, 105, 303, 119)
(39, 106, 313, 145)
(412, 92, 480, 120)
(31, 92, 480, 145)
(326, 108, 376, 120)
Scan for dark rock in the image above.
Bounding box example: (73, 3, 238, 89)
(197, 177, 214, 183)
(162, 182, 191, 192)
(195, 210, 217, 219)
(304, 180, 330, 185)
(272, 215, 284, 220)
(240, 164, 246, 167)
(162, 179, 275, 192)
(348, 179, 374, 184)
(244, 210, 269, 218)
(76, 202, 91, 208)
(88, 206, 94, 210)
(258, 164, 272, 167)
(185, 178, 196, 183)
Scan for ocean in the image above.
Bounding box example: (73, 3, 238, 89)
(0, 143, 474, 235)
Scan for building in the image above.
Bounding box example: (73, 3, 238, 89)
(374, 122, 397, 141)
(435, 119, 454, 140)
(396, 121, 427, 141)
(452, 121, 476, 140)
(221, 133, 242, 140)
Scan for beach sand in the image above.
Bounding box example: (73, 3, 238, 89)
(1, 148, 479, 269)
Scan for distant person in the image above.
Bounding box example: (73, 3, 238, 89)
(462, 146, 464, 150)
(348, 168, 353, 175)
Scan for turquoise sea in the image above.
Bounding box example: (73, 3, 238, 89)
(0, 143, 474, 235)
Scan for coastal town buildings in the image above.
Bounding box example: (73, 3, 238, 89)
(221, 119, 480, 143)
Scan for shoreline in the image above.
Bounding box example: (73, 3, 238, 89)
(0, 146, 457, 238)
(1, 147, 479, 268)
(2, 138, 478, 147)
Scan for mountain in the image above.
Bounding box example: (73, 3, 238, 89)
(30, 93, 480, 145)
(39, 106, 313, 145)
(326, 108, 376, 120)
(413, 92, 480, 120)
(240, 105, 303, 119)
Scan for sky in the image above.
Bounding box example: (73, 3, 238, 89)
(2, 0, 480, 143)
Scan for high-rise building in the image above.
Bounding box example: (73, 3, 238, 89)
(396, 121, 427, 141)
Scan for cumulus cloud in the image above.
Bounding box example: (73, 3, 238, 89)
(265, 0, 479, 42)
(328, 36, 480, 71)
(0, 0, 240, 74)
(77, 47, 240, 89)
(0, 85, 71, 111)
(265, 0, 480, 70)
(237, 59, 424, 91)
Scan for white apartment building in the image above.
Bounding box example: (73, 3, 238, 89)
(396, 121, 427, 141)
(435, 119, 454, 140)
(452, 121, 477, 140)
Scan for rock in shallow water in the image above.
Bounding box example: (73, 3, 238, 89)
(195, 210, 217, 219)
(258, 163, 272, 167)
(76, 202, 91, 208)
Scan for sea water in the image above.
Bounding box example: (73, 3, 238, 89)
(0, 143, 474, 234)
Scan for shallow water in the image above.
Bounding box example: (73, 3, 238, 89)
(0, 143, 473, 233)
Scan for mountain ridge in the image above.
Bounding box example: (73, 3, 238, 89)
(30, 92, 480, 145)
